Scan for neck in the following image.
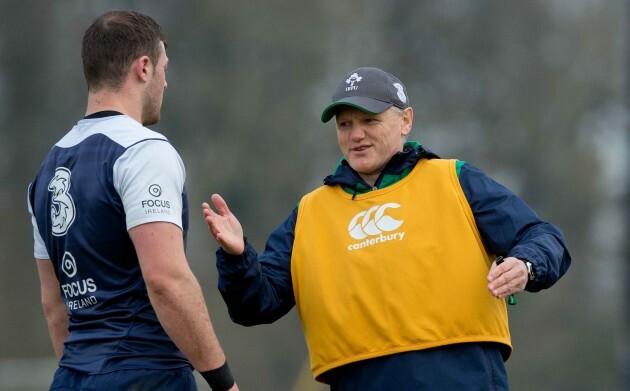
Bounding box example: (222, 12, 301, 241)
(358, 172, 379, 188)
(85, 86, 142, 123)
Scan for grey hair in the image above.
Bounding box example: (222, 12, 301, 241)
(389, 106, 410, 142)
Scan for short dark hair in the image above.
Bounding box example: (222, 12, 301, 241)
(81, 10, 165, 91)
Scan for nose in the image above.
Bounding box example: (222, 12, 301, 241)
(349, 124, 365, 141)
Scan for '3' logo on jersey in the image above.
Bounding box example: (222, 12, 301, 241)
(48, 167, 76, 236)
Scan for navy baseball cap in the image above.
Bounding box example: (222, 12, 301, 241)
(321, 67, 409, 123)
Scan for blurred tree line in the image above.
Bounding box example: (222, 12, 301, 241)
(0, 1, 627, 390)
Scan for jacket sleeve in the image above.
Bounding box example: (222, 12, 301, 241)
(216, 207, 297, 326)
(458, 162, 571, 292)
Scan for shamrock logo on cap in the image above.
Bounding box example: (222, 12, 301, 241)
(346, 73, 363, 87)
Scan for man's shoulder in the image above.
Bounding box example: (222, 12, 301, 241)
(303, 183, 333, 198)
(414, 157, 460, 176)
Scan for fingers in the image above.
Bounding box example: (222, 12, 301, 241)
(487, 257, 527, 299)
(202, 201, 225, 239)
(201, 196, 245, 255)
(202, 202, 217, 224)
(211, 194, 231, 216)
(202, 202, 213, 218)
(202, 195, 230, 218)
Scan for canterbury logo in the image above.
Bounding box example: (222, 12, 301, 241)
(348, 203, 404, 240)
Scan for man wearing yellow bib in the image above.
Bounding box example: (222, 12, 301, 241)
(203, 67, 571, 390)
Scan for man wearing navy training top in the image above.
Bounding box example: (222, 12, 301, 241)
(28, 10, 237, 391)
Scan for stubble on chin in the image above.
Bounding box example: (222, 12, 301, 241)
(141, 96, 161, 126)
(141, 112, 160, 126)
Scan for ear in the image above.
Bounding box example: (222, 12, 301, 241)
(401, 107, 413, 136)
(134, 55, 152, 82)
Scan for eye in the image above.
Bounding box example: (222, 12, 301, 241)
(337, 121, 350, 130)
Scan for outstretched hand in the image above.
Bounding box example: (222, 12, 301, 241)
(202, 194, 245, 255)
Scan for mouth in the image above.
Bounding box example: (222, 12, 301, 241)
(352, 145, 370, 152)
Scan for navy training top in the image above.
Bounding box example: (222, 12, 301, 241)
(28, 112, 191, 374)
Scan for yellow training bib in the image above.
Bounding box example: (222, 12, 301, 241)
(291, 159, 511, 381)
